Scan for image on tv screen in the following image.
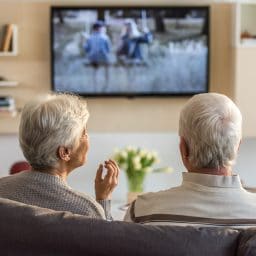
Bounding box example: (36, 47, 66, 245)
(51, 7, 209, 96)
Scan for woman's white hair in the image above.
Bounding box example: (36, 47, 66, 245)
(19, 93, 89, 170)
(179, 93, 242, 169)
(122, 19, 141, 38)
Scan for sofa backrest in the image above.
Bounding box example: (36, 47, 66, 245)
(0, 198, 247, 256)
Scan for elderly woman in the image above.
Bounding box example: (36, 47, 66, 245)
(117, 19, 152, 64)
(0, 94, 119, 220)
(124, 93, 256, 226)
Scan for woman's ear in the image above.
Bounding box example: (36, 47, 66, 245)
(57, 146, 71, 162)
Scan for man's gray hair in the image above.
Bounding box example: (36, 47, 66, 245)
(179, 93, 242, 169)
(19, 94, 89, 170)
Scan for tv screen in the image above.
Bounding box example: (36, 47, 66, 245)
(51, 6, 209, 96)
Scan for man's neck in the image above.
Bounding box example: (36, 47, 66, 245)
(188, 166, 232, 176)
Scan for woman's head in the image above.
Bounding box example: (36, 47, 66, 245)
(19, 93, 89, 171)
(123, 19, 141, 38)
(179, 93, 242, 170)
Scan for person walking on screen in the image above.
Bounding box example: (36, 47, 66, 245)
(84, 21, 112, 91)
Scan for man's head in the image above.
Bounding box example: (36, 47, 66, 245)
(92, 21, 104, 32)
(179, 93, 242, 171)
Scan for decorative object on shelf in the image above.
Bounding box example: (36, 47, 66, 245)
(0, 96, 15, 109)
(0, 95, 17, 117)
(1, 24, 14, 51)
(235, 3, 256, 47)
(240, 30, 256, 45)
(0, 24, 18, 56)
(113, 146, 172, 203)
(241, 30, 252, 39)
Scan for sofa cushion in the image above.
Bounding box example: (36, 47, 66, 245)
(0, 197, 240, 256)
(237, 228, 256, 256)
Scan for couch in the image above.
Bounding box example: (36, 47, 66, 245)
(0, 197, 256, 256)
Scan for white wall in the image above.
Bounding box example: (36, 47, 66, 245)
(0, 1, 236, 134)
(0, 133, 183, 201)
(1, 134, 256, 202)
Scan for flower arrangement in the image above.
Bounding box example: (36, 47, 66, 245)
(113, 146, 171, 193)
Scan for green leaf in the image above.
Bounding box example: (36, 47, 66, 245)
(152, 167, 174, 173)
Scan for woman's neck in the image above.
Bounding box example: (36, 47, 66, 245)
(32, 167, 69, 181)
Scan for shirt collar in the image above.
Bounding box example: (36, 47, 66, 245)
(182, 172, 243, 189)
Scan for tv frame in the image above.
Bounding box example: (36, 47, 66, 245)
(50, 6, 210, 97)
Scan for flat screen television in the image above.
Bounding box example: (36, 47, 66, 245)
(51, 6, 209, 96)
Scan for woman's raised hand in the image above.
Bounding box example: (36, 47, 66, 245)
(95, 159, 120, 200)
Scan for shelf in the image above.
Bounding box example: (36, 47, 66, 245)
(0, 109, 17, 118)
(0, 51, 17, 56)
(237, 44, 256, 49)
(0, 81, 18, 87)
(234, 3, 256, 48)
(0, 22, 19, 125)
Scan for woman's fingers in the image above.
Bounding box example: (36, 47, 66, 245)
(95, 160, 120, 200)
(108, 159, 120, 178)
(104, 160, 119, 185)
(112, 160, 120, 179)
(104, 162, 115, 179)
(97, 160, 120, 182)
(95, 164, 104, 181)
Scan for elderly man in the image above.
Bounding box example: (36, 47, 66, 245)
(124, 93, 256, 227)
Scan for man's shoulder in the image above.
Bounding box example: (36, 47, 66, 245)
(137, 186, 181, 202)
(132, 186, 183, 214)
(126, 186, 186, 224)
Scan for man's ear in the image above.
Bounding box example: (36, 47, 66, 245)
(179, 136, 189, 160)
(58, 146, 71, 162)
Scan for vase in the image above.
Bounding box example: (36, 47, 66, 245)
(126, 174, 145, 203)
(127, 176, 144, 193)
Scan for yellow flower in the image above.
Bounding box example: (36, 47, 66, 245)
(126, 145, 136, 153)
(120, 150, 128, 159)
(132, 156, 141, 165)
(139, 149, 147, 157)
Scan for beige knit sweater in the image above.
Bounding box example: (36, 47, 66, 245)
(0, 171, 111, 220)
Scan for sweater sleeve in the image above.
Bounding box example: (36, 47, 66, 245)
(97, 199, 112, 221)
